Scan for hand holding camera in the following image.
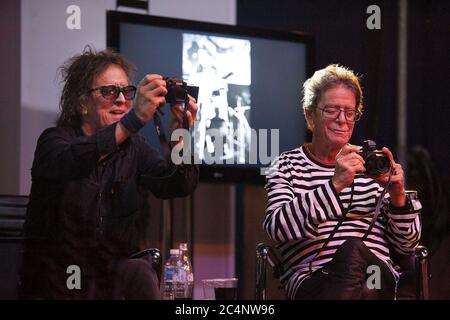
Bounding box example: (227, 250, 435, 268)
(133, 75, 198, 128)
(332, 144, 366, 193)
(133, 74, 168, 124)
(370, 144, 407, 207)
(332, 140, 406, 206)
(164, 77, 199, 129)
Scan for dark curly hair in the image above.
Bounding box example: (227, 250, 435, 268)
(56, 45, 136, 128)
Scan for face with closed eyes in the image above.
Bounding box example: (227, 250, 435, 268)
(306, 85, 357, 151)
(80, 64, 132, 135)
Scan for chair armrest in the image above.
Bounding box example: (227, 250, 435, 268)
(130, 248, 162, 283)
(415, 245, 430, 300)
(255, 243, 269, 300)
(255, 243, 283, 300)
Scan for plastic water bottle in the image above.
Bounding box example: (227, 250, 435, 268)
(175, 242, 194, 300)
(161, 249, 180, 300)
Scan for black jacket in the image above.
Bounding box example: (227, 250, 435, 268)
(21, 123, 198, 298)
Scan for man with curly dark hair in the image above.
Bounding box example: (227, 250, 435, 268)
(20, 46, 199, 299)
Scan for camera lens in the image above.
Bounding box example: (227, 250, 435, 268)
(375, 156, 390, 174)
(365, 153, 391, 175)
(165, 78, 188, 104)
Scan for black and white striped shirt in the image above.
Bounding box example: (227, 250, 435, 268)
(264, 145, 422, 299)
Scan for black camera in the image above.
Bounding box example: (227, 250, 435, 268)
(164, 77, 199, 104)
(359, 140, 391, 176)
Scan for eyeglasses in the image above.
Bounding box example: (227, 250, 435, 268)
(316, 105, 361, 122)
(88, 85, 137, 101)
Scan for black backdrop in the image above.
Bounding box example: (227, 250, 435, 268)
(237, 0, 450, 298)
(237, 0, 450, 183)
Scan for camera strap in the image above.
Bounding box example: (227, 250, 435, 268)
(308, 169, 394, 274)
(308, 181, 355, 273)
(138, 110, 179, 183)
(153, 110, 171, 159)
(361, 168, 394, 241)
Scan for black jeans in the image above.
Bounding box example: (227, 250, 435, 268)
(295, 238, 395, 300)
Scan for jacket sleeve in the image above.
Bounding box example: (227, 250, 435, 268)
(136, 137, 199, 199)
(31, 125, 118, 181)
(263, 155, 345, 242)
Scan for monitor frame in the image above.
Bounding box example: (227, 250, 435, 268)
(107, 10, 315, 184)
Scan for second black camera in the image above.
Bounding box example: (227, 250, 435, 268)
(164, 77, 199, 104)
(359, 140, 391, 176)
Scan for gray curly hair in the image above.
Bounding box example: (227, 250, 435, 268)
(302, 64, 363, 115)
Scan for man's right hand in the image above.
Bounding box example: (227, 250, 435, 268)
(134, 74, 168, 123)
(332, 144, 365, 193)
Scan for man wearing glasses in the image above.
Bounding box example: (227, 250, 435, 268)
(20, 46, 199, 299)
(264, 64, 421, 299)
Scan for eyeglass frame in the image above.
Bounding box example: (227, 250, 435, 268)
(87, 85, 137, 101)
(315, 105, 362, 122)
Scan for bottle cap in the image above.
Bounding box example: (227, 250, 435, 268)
(170, 249, 180, 255)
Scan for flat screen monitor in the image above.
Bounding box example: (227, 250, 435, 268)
(107, 11, 314, 184)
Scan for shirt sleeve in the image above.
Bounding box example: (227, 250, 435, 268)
(31, 125, 118, 181)
(135, 136, 199, 199)
(385, 198, 422, 254)
(263, 155, 345, 242)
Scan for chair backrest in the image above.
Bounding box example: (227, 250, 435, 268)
(0, 195, 28, 299)
(0, 195, 28, 237)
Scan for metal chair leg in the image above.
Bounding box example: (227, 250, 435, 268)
(255, 243, 269, 300)
(415, 245, 430, 300)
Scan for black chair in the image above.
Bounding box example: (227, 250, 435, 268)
(0, 195, 28, 237)
(130, 247, 162, 284)
(255, 242, 430, 300)
(0, 195, 28, 299)
(0, 194, 162, 299)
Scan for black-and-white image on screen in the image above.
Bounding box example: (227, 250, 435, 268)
(183, 34, 251, 164)
(119, 21, 308, 169)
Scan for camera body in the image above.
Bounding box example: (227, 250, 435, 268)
(359, 140, 391, 176)
(164, 77, 199, 104)
(165, 77, 189, 104)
